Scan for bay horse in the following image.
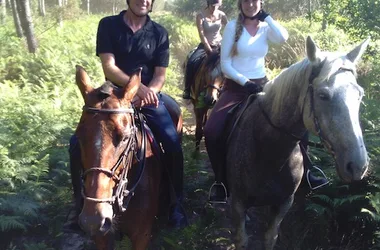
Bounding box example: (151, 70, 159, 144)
(74, 66, 182, 250)
(225, 36, 370, 249)
(184, 51, 224, 151)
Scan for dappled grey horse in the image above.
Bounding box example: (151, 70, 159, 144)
(226, 36, 370, 249)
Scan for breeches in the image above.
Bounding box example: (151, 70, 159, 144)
(141, 94, 182, 154)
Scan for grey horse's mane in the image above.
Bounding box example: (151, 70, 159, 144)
(262, 52, 355, 117)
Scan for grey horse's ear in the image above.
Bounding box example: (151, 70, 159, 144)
(346, 37, 371, 64)
(306, 36, 321, 64)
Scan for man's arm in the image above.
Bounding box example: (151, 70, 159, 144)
(99, 53, 159, 107)
(99, 53, 131, 87)
(133, 66, 166, 108)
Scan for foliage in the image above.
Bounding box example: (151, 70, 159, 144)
(0, 8, 379, 250)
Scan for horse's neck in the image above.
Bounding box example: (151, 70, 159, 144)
(260, 63, 311, 136)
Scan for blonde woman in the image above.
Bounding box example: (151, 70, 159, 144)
(183, 0, 228, 99)
(204, 0, 289, 202)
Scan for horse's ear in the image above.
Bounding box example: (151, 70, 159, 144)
(76, 65, 94, 100)
(306, 36, 321, 64)
(123, 68, 141, 101)
(346, 37, 370, 64)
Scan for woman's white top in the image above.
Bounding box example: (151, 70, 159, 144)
(220, 16, 288, 85)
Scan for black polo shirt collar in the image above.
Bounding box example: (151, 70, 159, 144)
(117, 10, 153, 33)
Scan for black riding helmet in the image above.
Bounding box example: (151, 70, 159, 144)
(207, 0, 221, 6)
(127, 0, 155, 13)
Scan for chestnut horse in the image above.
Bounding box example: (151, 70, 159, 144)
(184, 51, 224, 151)
(224, 37, 370, 249)
(74, 66, 182, 250)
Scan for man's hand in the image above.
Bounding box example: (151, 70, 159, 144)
(133, 84, 159, 108)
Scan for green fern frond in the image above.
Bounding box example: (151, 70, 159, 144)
(332, 195, 367, 207)
(0, 215, 28, 232)
(361, 208, 380, 222)
(305, 203, 330, 217)
(310, 194, 334, 206)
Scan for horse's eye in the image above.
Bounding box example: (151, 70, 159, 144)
(319, 93, 330, 101)
(317, 88, 331, 101)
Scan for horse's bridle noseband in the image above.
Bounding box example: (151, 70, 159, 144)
(80, 105, 146, 212)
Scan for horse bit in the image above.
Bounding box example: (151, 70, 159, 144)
(80, 106, 147, 213)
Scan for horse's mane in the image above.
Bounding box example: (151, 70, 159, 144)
(203, 51, 220, 71)
(263, 52, 351, 117)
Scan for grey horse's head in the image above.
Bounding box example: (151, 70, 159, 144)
(303, 36, 370, 182)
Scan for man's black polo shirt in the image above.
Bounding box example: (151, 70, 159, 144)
(96, 11, 169, 86)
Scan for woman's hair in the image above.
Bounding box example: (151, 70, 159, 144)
(230, 13, 244, 57)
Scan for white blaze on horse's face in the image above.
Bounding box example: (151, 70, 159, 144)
(305, 36, 370, 182)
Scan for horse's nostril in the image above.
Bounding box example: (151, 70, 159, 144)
(100, 217, 112, 234)
(346, 162, 354, 176)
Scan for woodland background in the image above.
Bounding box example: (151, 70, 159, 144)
(0, 0, 380, 249)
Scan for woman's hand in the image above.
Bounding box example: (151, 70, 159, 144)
(258, 10, 269, 21)
(244, 80, 263, 94)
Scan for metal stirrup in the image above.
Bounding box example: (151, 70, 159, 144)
(306, 166, 329, 190)
(208, 182, 228, 204)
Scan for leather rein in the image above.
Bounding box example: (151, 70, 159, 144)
(80, 106, 147, 212)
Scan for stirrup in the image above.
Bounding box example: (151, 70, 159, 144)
(306, 167, 329, 190)
(208, 182, 228, 204)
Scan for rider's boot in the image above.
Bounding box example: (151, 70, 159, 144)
(166, 151, 188, 228)
(63, 135, 83, 233)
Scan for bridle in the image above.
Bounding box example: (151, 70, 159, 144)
(204, 83, 222, 93)
(258, 59, 356, 156)
(80, 105, 147, 212)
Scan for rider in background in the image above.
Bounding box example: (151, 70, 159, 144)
(205, 0, 327, 203)
(64, 0, 188, 231)
(205, 0, 287, 202)
(182, 0, 227, 100)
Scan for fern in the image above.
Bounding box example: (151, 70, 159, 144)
(0, 215, 28, 232)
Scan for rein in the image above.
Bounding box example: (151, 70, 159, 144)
(81, 106, 147, 212)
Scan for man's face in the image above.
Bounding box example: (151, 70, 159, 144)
(128, 0, 152, 16)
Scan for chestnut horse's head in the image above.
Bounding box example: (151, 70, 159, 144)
(75, 66, 140, 236)
(193, 50, 224, 107)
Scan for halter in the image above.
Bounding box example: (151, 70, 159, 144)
(80, 105, 147, 213)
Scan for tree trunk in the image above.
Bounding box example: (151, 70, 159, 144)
(0, 0, 6, 24)
(57, 0, 63, 27)
(86, 0, 90, 15)
(10, 0, 23, 37)
(16, 0, 37, 53)
(38, 0, 45, 16)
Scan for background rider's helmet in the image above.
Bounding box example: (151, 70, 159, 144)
(207, 0, 221, 7)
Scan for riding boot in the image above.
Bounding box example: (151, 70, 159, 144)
(206, 141, 228, 203)
(63, 135, 83, 233)
(165, 151, 188, 228)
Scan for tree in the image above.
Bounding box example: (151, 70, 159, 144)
(38, 0, 45, 16)
(15, 0, 37, 53)
(0, 0, 6, 24)
(10, 0, 23, 37)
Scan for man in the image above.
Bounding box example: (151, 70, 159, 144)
(64, 0, 188, 231)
